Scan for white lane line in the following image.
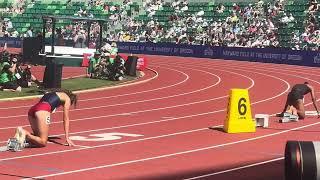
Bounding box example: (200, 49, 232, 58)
(25, 121, 320, 179)
(167, 59, 320, 78)
(1, 65, 291, 135)
(158, 60, 320, 95)
(8, 92, 319, 145)
(0, 67, 158, 103)
(10, 57, 316, 177)
(0, 69, 249, 129)
(0, 59, 302, 178)
(0, 67, 179, 110)
(1, 60, 293, 124)
(47, 142, 91, 148)
(184, 157, 284, 180)
(0, 110, 223, 144)
(73, 145, 91, 148)
(0, 68, 287, 158)
(1, 127, 212, 162)
(0, 68, 219, 119)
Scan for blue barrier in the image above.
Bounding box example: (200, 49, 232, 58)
(2, 37, 320, 67)
(116, 42, 320, 67)
(117, 42, 211, 58)
(219, 46, 319, 67)
(0, 37, 22, 48)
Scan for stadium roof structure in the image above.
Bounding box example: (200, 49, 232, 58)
(41, 15, 107, 55)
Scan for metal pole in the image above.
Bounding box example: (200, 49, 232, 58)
(87, 21, 91, 48)
(98, 21, 103, 50)
(41, 17, 46, 54)
(51, 18, 56, 55)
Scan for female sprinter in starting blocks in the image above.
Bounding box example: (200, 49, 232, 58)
(280, 82, 320, 119)
(15, 88, 77, 148)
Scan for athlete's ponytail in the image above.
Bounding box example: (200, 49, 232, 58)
(69, 92, 78, 108)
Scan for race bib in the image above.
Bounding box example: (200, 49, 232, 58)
(45, 116, 51, 125)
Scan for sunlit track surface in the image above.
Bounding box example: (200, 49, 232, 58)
(0, 55, 320, 180)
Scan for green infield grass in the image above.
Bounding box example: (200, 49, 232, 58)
(0, 76, 138, 99)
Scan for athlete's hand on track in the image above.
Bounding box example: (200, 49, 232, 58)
(66, 138, 76, 146)
(317, 111, 320, 118)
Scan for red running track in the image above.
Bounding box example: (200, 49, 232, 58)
(0, 55, 320, 179)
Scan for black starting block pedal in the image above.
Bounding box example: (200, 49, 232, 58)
(279, 112, 299, 123)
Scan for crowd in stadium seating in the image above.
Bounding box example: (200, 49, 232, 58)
(291, 0, 320, 50)
(105, 0, 319, 51)
(0, 0, 319, 51)
(107, 0, 281, 48)
(2, 0, 25, 14)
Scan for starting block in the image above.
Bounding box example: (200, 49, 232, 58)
(305, 111, 318, 116)
(255, 114, 269, 128)
(279, 112, 299, 123)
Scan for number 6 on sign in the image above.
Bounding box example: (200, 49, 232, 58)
(223, 89, 256, 133)
(69, 133, 143, 142)
(238, 98, 247, 115)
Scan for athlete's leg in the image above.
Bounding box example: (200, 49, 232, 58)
(279, 97, 291, 116)
(286, 105, 294, 114)
(293, 99, 305, 119)
(25, 111, 50, 147)
(288, 106, 298, 116)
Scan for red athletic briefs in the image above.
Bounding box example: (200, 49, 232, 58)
(28, 102, 52, 117)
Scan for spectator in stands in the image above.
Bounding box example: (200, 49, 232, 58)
(0, 0, 316, 50)
(3, 18, 13, 32)
(55, 28, 65, 46)
(25, 26, 33, 37)
(308, 0, 319, 13)
(10, 28, 19, 37)
(216, 4, 225, 14)
(232, 3, 241, 13)
(77, 7, 87, 17)
(180, 1, 188, 12)
(74, 30, 87, 48)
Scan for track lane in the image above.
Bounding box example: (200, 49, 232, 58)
(0, 55, 320, 179)
(0, 58, 288, 178)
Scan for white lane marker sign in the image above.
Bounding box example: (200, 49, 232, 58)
(69, 133, 143, 142)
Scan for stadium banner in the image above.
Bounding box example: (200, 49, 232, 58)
(116, 42, 320, 67)
(2, 38, 320, 67)
(219, 46, 320, 67)
(0, 37, 22, 48)
(116, 42, 213, 58)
